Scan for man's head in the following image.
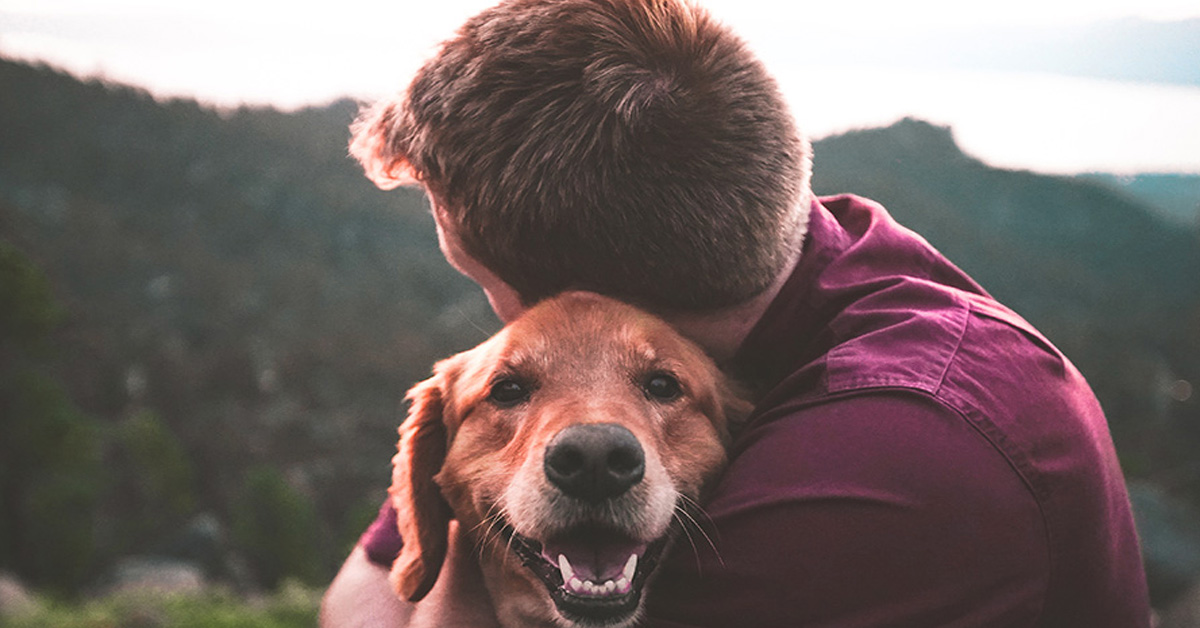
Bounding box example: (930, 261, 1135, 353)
(351, 0, 811, 314)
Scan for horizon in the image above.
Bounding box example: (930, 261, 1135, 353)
(2, 0, 1199, 175)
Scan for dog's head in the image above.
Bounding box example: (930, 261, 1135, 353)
(390, 292, 748, 627)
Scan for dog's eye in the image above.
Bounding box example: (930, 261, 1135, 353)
(488, 378, 530, 406)
(643, 373, 682, 401)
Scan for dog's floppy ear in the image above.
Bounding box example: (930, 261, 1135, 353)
(349, 98, 420, 190)
(389, 371, 454, 601)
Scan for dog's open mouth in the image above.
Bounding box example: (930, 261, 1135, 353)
(501, 522, 670, 625)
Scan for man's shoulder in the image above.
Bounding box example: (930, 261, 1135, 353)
(745, 276, 1108, 514)
(650, 388, 1053, 626)
(744, 194, 1068, 410)
(729, 388, 1023, 491)
(767, 269, 1071, 412)
(718, 310, 1148, 626)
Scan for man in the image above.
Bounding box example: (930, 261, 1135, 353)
(322, 0, 1151, 625)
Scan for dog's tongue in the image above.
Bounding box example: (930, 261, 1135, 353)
(541, 529, 646, 583)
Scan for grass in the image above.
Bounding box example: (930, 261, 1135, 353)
(2, 580, 321, 628)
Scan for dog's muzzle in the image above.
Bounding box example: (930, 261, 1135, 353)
(503, 422, 672, 626)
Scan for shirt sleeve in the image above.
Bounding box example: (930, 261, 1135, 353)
(644, 390, 1049, 628)
(361, 498, 404, 567)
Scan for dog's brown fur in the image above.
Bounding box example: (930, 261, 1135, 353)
(390, 292, 748, 627)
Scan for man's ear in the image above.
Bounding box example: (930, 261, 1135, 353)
(717, 375, 755, 443)
(349, 99, 420, 190)
(389, 370, 454, 601)
(722, 391, 754, 436)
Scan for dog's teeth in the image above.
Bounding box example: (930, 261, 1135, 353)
(564, 568, 631, 597)
(623, 553, 638, 581)
(557, 554, 574, 584)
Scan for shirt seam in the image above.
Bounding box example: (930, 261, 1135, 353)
(816, 381, 1055, 626)
(826, 287, 973, 395)
(933, 304, 1053, 626)
(935, 385, 1052, 626)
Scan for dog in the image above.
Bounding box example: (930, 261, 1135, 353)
(389, 291, 750, 627)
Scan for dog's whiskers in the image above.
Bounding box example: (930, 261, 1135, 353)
(451, 305, 495, 340)
(480, 504, 524, 571)
(473, 505, 509, 562)
(672, 508, 703, 572)
(674, 495, 724, 571)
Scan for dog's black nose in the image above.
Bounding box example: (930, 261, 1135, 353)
(544, 423, 645, 502)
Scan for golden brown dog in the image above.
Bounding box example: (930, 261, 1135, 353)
(390, 292, 748, 627)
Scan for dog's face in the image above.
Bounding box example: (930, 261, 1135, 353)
(390, 292, 748, 628)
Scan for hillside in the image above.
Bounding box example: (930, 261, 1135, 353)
(1081, 173, 1200, 226)
(1, 58, 1198, 597)
(0, 58, 498, 591)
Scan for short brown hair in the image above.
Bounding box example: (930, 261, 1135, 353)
(351, 0, 811, 311)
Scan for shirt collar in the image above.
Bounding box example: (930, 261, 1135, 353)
(730, 196, 851, 389)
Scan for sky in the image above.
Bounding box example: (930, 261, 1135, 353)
(2, 0, 1199, 173)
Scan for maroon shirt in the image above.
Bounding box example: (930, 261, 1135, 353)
(362, 195, 1150, 627)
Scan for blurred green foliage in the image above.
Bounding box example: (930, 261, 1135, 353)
(0, 243, 62, 349)
(110, 410, 199, 548)
(4, 581, 321, 628)
(0, 58, 497, 593)
(1, 243, 104, 593)
(231, 467, 323, 589)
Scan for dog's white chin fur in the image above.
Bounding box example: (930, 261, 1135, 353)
(488, 447, 679, 628)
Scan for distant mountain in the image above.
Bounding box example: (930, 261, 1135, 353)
(1, 59, 1197, 594)
(1080, 173, 1200, 226)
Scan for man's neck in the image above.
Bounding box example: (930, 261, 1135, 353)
(662, 245, 803, 365)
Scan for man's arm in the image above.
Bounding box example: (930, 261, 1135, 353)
(321, 521, 501, 628)
(644, 392, 1050, 627)
(321, 545, 413, 628)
